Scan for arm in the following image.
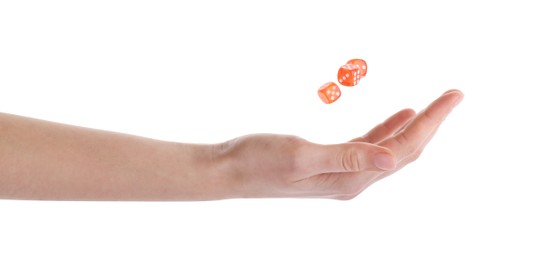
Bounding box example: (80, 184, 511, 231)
(0, 112, 225, 200)
(0, 90, 463, 201)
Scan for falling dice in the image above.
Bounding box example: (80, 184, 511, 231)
(317, 82, 341, 104)
(316, 58, 367, 103)
(337, 63, 362, 87)
(346, 59, 367, 77)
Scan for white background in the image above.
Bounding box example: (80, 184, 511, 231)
(1, 0, 533, 259)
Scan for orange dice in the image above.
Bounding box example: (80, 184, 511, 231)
(346, 59, 367, 77)
(318, 82, 341, 104)
(317, 58, 367, 104)
(337, 63, 362, 87)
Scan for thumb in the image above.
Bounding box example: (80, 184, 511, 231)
(298, 142, 397, 175)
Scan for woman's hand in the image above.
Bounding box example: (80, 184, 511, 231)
(214, 90, 463, 200)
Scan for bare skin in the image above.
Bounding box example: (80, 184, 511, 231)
(0, 90, 463, 201)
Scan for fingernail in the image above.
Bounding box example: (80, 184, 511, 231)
(443, 90, 456, 95)
(374, 153, 396, 170)
(452, 92, 464, 107)
(443, 90, 464, 107)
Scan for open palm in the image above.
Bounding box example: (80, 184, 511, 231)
(217, 90, 463, 199)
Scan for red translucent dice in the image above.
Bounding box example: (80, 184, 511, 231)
(346, 59, 367, 77)
(317, 58, 367, 104)
(337, 64, 361, 87)
(317, 82, 341, 104)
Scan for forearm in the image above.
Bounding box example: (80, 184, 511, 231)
(0, 112, 228, 201)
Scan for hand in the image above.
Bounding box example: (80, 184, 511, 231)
(215, 90, 463, 200)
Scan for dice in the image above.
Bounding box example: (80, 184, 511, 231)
(317, 82, 341, 104)
(346, 59, 367, 77)
(337, 63, 362, 87)
(317, 58, 367, 104)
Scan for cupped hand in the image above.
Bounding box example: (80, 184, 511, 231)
(215, 90, 463, 199)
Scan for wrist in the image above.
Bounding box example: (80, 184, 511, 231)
(167, 141, 236, 200)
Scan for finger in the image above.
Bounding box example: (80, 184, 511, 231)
(390, 91, 457, 136)
(351, 109, 416, 143)
(328, 90, 464, 198)
(295, 142, 397, 177)
(399, 122, 440, 165)
(360, 121, 445, 190)
(363, 128, 440, 189)
(298, 112, 439, 200)
(379, 90, 463, 160)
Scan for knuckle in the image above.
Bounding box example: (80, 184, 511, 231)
(396, 131, 420, 156)
(339, 147, 361, 172)
(396, 132, 410, 146)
